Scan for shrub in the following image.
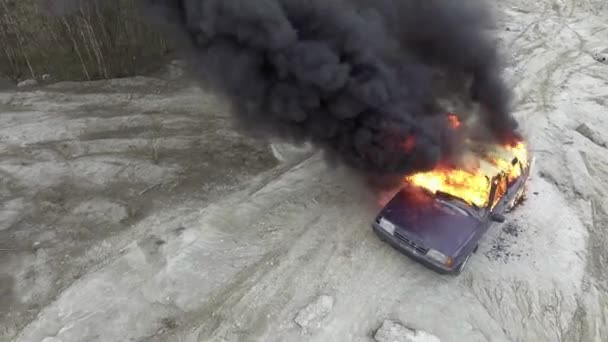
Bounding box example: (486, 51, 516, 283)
(0, 0, 169, 81)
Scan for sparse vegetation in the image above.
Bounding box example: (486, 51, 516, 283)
(0, 0, 170, 82)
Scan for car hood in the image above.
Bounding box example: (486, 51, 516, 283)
(379, 187, 482, 256)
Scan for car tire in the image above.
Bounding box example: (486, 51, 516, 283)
(453, 254, 471, 275)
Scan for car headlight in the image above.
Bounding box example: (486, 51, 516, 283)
(426, 249, 453, 267)
(378, 217, 395, 235)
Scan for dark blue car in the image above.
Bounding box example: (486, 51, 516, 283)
(372, 155, 532, 275)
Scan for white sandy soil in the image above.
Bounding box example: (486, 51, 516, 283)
(1, 1, 607, 341)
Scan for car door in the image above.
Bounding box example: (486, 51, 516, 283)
(492, 175, 511, 214)
(505, 160, 528, 208)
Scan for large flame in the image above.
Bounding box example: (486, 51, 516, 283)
(405, 114, 528, 208)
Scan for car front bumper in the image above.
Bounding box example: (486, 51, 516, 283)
(372, 223, 456, 274)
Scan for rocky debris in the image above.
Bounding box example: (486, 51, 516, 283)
(156, 317, 178, 335)
(502, 222, 522, 238)
(575, 123, 607, 148)
(374, 320, 441, 342)
(294, 295, 334, 330)
(485, 221, 527, 263)
(17, 79, 38, 88)
(592, 52, 607, 64)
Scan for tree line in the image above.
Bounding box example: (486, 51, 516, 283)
(0, 0, 169, 82)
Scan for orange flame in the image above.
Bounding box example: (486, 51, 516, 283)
(447, 114, 461, 129)
(405, 139, 528, 208)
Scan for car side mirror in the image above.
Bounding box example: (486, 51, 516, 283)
(491, 213, 506, 223)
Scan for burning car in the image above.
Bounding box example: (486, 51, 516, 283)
(372, 140, 532, 275)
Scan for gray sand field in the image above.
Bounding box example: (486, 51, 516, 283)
(1, 1, 607, 341)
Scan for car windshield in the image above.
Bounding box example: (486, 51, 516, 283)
(421, 188, 482, 218)
(421, 188, 484, 219)
(435, 190, 469, 204)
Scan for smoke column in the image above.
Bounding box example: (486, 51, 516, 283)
(56, 0, 521, 176)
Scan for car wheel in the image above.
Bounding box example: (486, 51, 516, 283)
(453, 254, 471, 275)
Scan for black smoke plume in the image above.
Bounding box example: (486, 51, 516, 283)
(55, 0, 521, 176)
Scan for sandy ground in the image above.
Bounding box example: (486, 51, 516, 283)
(1, 1, 608, 341)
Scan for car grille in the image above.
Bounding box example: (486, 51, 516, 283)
(394, 231, 429, 254)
